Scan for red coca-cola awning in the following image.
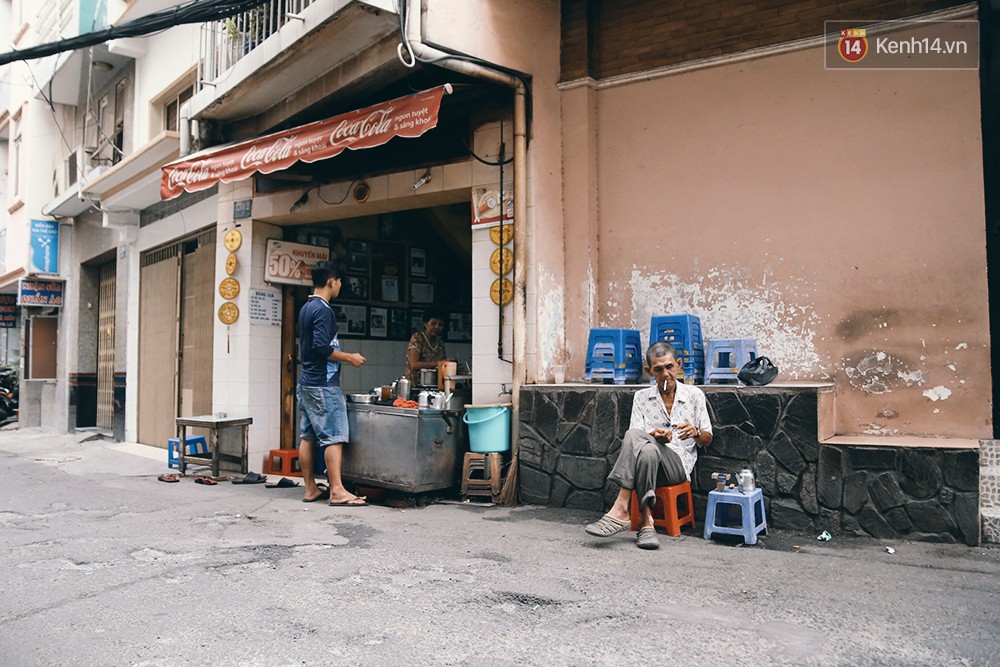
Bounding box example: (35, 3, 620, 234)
(160, 85, 450, 200)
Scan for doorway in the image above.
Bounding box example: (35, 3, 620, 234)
(137, 229, 216, 447)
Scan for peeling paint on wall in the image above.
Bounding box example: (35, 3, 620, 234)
(538, 268, 565, 370)
(623, 266, 821, 377)
(923, 385, 952, 402)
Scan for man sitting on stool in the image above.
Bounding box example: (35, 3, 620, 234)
(585, 341, 713, 549)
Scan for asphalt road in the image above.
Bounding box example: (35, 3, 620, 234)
(1, 428, 998, 666)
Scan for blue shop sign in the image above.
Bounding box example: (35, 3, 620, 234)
(29, 219, 60, 274)
(17, 279, 64, 307)
(0, 295, 16, 328)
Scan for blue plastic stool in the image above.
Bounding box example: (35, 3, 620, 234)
(585, 328, 642, 384)
(703, 488, 767, 545)
(705, 338, 758, 384)
(167, 436, 209, 468)
(649, 314, 704, 383)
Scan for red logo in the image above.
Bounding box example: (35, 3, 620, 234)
(838, 28, 868, 63)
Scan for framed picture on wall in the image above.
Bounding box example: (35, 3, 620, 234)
(410, 248, 426, 278)
(307, 233, 330, 250)
(333, 304, 367, 337)
(371, 241, 405, 302)
(347, 239, 368, 273)
(448, 313, 472, 342)
(410, 309, 424, 334)
(341, 275, 368, 301)
(389, 308, 410, 340)
(411, 282, 434, 304)
(370, 307, 388, 338)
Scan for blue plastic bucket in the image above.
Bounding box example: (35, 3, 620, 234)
(463, 405, 511, 453)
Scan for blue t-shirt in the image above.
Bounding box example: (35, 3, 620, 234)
(298, 296, 341, 387)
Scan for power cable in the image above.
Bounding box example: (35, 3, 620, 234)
(0, 0, 270, 66)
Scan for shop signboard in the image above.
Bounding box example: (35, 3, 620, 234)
(264, 239, 330, 287)
(0, 295, 17, 328)
(17, 279, 65, 307)
(29, 219, 60, 274)
(161, 85, 450, 200)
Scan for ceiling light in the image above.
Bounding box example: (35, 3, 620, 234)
(91, 60, 113, 72)
(290, 190, 309, 213)
(413, 170, 431, 190)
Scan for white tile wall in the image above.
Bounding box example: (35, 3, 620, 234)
(337, 340, 472, 394)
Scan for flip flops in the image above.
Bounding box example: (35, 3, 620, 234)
(265, 477, 299, 489)
(231, 472, 267, 484)
(157, 473, 180, 483)
(194, 476, 218, 485)
(328, 496, 368, 507)
(636, 526, 660, 550)
(585, 514, 630, 537)
(302, 485, 329, 503)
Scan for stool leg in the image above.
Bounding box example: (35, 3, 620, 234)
(630, 491, 641, 531)
(743, 497, 757, 545)
(663, 489, 681, 537)
(461, 454, 473, 495)
(703, 497, 717, 540)
(489, 454, 502, 496)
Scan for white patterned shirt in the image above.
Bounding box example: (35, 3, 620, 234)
(629, 382, 713, 478)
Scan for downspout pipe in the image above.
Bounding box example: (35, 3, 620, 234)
(403, 0, 527, 502)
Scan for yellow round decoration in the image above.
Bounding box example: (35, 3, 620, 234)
(218, 277, 241, 300)
(490, 278, 513, 306)
(224, 228, 243, 252)
(489, 224, 513, 246)
(225, 253, 238, 275)
(218, 302, 239, 325)
(489, 247, 513, 276)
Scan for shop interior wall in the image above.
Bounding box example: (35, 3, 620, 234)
(288, 211, 473, 395)
(586, 45, 989, 438)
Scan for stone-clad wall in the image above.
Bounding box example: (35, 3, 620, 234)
(518, 385, 980, 545)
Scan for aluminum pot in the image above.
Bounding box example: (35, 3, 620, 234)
(419, 368, 438, 386)
(347, 393, 373, 404)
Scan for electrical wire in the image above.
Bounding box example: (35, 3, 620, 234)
(0, 0, 270, 66)
(316, 180, 360, 206)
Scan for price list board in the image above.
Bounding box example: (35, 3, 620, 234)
(249, 289, 282, 326)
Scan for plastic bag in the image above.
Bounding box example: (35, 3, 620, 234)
(737, 356, 778, 386)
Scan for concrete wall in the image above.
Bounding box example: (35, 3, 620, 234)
(560, 44, 989, 438)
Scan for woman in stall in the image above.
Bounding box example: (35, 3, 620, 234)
(406, 310, 449, 384)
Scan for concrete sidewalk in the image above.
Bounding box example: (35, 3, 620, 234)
(1, 427, 998, 666)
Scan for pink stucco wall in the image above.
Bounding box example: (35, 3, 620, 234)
(564, 45, 989, 438)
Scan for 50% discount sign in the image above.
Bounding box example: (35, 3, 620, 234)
(264, 239, 330, 286)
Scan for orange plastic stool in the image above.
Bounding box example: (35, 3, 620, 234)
(629, 481, 695, 535)
(263, 449, 302, 477)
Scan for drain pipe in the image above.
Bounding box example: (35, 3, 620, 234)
(403, 0, 527, 501)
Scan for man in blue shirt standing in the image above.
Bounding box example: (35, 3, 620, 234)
(298, 262, 367, 505)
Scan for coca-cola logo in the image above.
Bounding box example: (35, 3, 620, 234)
(241, 136, 297, 170)
(329, 107, 395, 146)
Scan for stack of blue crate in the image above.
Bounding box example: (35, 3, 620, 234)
(585, 328, 642, 384)
(648, 314, 704, 384)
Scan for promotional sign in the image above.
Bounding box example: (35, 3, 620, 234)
(264, 239, 330, 287)
(471, 184, 513, 227)
(17, 279, 65, 307)
(161, 86, 450, 199)
(0, 295, 17, 328)
(29, 219, 60, 274)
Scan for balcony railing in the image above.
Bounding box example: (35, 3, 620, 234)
(198, 0, 317, 88)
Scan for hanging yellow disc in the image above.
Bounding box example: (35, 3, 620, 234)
(490, 278, 513, 306)
(489, 248, 513, 276)
(218, 302, 239, 325)
(489, 224, 513, 246)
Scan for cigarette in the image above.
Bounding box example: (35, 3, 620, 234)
(663, 379, 668, 391)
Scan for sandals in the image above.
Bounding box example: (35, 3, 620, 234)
(232, 472, 268, 485)
(636, 526, 660, 550)
(585, 513, 630, 537)
(157, 473, 180, 483)
(265, 477, 299, 489)
(194, 476, 218, 485)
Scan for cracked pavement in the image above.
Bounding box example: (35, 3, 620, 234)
(1, 428, 999, 665)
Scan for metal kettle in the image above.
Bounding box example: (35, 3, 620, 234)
(396, 376, 411, 401)
(735, 468, 756, 492)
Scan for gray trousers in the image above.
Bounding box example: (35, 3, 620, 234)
(609, 429, 687, 509)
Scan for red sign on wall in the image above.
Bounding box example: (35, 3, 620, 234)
(161, 86, 449, 200)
